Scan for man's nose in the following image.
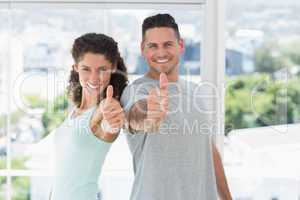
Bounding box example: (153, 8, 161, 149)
(156, 47, 168, 57)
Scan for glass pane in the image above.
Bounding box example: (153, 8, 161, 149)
(9, 9, 204, 172)
(108, 9, 203, 79)
(0, 9, 9, 171)
(225, 1, 300, 199)
(103, 9, 204, 199)
(12, 176, 30, 200)
(0, 110, 7, 170)
(7, 8, 204, 198)
(225, 1, 300, 130)
(12, 176, 52, 200)
(0, 177, 6, 200)
(10, 9, 79, 169)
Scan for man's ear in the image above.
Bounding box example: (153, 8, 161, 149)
(140, 41, 145, 57)
(178, 39, 185, 54)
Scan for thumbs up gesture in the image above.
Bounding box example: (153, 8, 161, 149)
(145, 73, 169, 131)
(92, 85, 125, 134)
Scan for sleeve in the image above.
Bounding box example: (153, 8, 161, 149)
(120, 82, 150, 135)
(120, 83, 149, 114)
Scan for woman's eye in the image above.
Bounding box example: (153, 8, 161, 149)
(147, 44, 156, 49)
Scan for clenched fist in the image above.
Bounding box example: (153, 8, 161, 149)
(145, 73, 169, 131)
(92, 85, 125, 134)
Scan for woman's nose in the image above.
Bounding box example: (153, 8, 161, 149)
(90, 72, 100, 84)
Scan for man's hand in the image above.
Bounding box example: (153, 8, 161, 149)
(144, 73, 169, 131)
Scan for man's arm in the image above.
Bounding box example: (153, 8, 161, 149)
(212, 143, 232, 200)
(126, 73, 168, 133)
(127, 99, 149, 132)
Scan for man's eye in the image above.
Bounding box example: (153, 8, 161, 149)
(82, 68, 90, 71)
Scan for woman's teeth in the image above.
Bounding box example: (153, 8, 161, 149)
(87, 82, 99, 89)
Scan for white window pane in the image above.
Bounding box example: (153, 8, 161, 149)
(0, 176, 6, 199)
(11, 176, 52, 200)
(225, 0, 300, 132)
(0, 10, 9, 172)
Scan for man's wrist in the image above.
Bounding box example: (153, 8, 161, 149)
(127, 118, 159, 133)
(143, 118, 161, 132)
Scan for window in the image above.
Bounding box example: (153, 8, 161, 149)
(225, 0, 300, 199)
(0, 9, 9, 177)
(0, 4, 205, 199)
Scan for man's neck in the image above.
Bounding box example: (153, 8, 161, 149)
(146, 70, 178, 82)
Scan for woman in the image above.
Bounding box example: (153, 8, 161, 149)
(51, 33, 128, 200)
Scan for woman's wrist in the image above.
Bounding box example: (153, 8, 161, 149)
(100, 120, 120, 134)
(90, 119, 119, 143)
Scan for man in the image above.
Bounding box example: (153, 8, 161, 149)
(121, 14, 232, 200)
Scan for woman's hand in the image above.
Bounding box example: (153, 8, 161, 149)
(90, 85, 125, 142)
(99, 85, 125, 134)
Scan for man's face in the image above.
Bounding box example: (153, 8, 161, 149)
(141, 27, 184, 77)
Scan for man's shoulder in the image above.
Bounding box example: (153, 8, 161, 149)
(130, 75, 157, 86)
(131, 76, 147, 84)
(124, 76, 157, 93)
(121, 76, 145, 94)
(120, 76, 151, 109)
(179, 78, 203, 92)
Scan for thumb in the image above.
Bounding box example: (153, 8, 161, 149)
(106, 85, 113, 100)
(159, 73, 168, 90)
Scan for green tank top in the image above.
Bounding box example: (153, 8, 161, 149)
(51, 106, 111, 200)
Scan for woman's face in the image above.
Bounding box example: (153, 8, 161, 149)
(75, 52, 114, 105)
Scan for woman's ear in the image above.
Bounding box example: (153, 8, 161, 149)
(73, 64, 79, 72)
(111, 63, 117, 73)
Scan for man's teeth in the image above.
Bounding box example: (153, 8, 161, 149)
(87, 82, 99, 89)
(156, 59, 169, 63)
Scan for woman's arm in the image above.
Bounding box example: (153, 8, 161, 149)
(90, 117, 118, 143)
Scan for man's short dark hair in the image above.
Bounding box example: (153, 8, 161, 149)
(142, 13, 181, 40)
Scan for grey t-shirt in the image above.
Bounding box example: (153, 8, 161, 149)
(121, 76, 218, 200)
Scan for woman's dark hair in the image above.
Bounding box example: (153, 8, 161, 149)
(67, 33, 128, 107)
